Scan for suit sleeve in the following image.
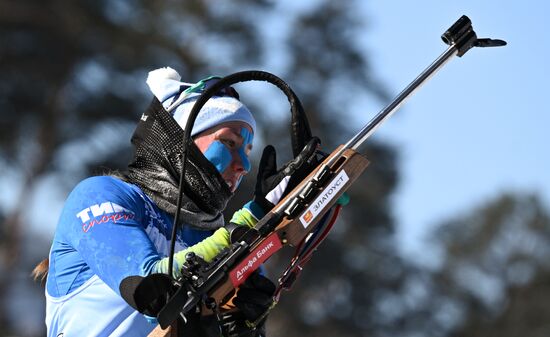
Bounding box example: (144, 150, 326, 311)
(60, 177, 162, 295)
(155, 201, 262, 278)
(63, 177, 264, 291)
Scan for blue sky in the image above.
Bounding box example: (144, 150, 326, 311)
(16, 1, 549, 268)
(356, 1, 550, 263)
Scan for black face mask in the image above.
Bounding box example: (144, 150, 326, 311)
(124, 98, 233, 230)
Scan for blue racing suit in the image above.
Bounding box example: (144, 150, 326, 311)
(45, 176, 259, 337)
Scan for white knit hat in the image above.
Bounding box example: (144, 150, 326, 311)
(146, 67, 256, 136)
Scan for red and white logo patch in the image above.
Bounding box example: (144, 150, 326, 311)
(229, 232, 283, 287)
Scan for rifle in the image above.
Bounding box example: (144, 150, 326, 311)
(142, 15, 505, 336)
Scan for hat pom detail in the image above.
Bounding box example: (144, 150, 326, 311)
(147, 67, 182, 84)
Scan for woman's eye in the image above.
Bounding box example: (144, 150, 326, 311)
(222, 139, 236, 148)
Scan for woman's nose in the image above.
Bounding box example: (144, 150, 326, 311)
(230, 149, 250, 173)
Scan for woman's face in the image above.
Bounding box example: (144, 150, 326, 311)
(193, 121, 253, 192)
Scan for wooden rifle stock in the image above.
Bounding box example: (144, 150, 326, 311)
(206, 146, 369, 312)
(148, 148, 369, 337)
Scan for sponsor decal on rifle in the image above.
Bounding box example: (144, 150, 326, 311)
(77, 202, 135, 232)
(229, 232, 282, 287)
(300, 170, 349, 228)
(303, 210, 313, 223)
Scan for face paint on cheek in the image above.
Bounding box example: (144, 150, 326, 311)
(203, 141, 232, 174)
(239, 128, 253, 172)
(238, 148, 251, 172)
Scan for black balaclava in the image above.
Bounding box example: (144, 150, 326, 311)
(124, 97, 233, 230)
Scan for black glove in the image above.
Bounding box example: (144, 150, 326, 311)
(254, 137, 320, 213)
(224, 272, 276, 337)
(233, 272, 276, 322)
(180, 272, 276, 337)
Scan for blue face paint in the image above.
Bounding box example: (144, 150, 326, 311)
(239, 127, 253, 172)
(203, 141, 233, 174)
(202, 127, 254, 184)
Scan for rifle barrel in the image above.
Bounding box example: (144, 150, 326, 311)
(272, 45, 460, 216)
(273, 14, 507, 225)
(345, 45, 458, 151)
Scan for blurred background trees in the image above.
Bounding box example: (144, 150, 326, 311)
(0, 1, 548, 336)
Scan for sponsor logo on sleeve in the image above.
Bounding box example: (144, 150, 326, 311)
(300, 170, 349, 228)
(77, 202, 135, 232)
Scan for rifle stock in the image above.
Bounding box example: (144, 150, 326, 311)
(204, 147, 369, 313)
(148, 148, 369, 336)
(274, 148, 368, 245)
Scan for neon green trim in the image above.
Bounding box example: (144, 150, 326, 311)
(155, 227, 230, 278)
(230, 207, 258, 229)
(154, 205, 259, 278)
